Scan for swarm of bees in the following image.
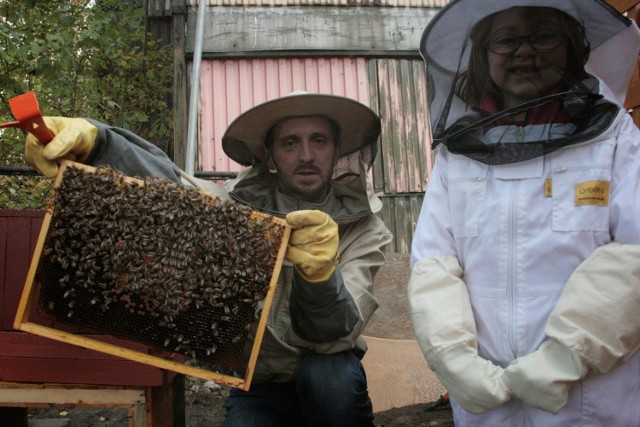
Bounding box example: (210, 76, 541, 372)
(37, 165, 285, 367)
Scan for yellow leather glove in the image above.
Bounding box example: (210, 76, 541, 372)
(285, 210, 339, 283)
(24, 117, 98, 178)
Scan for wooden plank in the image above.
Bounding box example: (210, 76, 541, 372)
(628, 4, 639, 22)
(0, 354, 163, 387)
(0, 215, 7, 330)
(403, 60, 422, 193)
(377, 59, 397, 194)
(173, 12, 188, 169)
(0, 387, 144, 406)
(0, 210, 44, 218)
(2, 215, 31, 330)
(377, 193, 425, 254)
(0, 355, 164, 387)
(148, 375, 183, 427)
(369, 60, 385, 195)
(0, 211, 48, 330)
(27, 216, 66, 330)
(148, 0, 185, 16)
(0, 331, 158, 357)
(189, 6, 437, 56)
(631, 108, 640, 127)
(16, 322, 245, 387)
(607, 0, 639, 13)
(0, 408, 27, 425)
(626, 80, 640, 110)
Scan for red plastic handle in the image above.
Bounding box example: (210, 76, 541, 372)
(6, 92, 54, 144)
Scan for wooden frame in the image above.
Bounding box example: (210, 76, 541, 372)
(0, 381, 147, 427)
(13, 161, 290, 391)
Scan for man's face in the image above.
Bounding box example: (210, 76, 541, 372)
(270, 116, 338, 204)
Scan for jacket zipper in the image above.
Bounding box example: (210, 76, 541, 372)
(508, 180, 519, 357)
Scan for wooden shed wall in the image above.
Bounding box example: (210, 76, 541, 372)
(609, 0, 640, 125)
(151, 0, 640, 253)
(198, 57, 372, 174)
(187, 6, 437, 56)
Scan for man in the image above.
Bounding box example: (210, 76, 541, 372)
(25, 91, 393, 426)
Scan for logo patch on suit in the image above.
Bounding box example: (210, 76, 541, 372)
(575, 181, 610, 206)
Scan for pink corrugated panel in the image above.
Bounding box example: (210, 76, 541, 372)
(199, 57, 370, 172)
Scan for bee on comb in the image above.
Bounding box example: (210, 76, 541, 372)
(35, 162, 287, 371)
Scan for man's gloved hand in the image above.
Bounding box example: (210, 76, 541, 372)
(24, 117, 98, 178)
(430, 341, 512, 413)
(285, 210, 339, 283)
(503, 339, 587, 414)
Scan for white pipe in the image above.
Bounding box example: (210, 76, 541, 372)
(185, 0, 207, 175)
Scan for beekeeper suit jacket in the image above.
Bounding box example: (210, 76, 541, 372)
(409, 1, 640, 425)
(83, 119, 392, 385)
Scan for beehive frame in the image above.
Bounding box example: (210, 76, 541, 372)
(14, 160, 290, 390)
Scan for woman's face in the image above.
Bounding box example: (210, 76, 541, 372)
(487, 8, 568, 109)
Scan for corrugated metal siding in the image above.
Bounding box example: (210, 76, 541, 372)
(198, 57, 371, 172)
(188, 0, 449, 7)
(198, 57, 432, 253)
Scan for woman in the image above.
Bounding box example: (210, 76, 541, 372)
(409, 1, 640, 425)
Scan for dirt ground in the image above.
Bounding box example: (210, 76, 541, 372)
(28, 378, 453, 427)
(29, 381, 453, 426)
(28, 253, 454, 426)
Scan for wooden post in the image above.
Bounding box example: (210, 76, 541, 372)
(0, 407, 28, 427)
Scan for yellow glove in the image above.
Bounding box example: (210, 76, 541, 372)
(24, 117, 98, 178)
(285, 210, 339, 283)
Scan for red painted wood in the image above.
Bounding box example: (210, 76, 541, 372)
(2, 214, 31, 330)
(0, 210, 167, 387)
(0, 215, 7, 330)
(0, 332, 159, 357)
(0, 357, 164, 386)
(0, 408, 28, 426)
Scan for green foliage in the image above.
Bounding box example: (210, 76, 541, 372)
(0, 0, 174, 166)
(0, 0, 173, 210)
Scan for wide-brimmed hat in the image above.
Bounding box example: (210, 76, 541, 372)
(420, 0, 640, 165)
(222, 91, 381, 166)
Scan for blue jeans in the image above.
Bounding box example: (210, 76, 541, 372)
(222, 351, 374, 427)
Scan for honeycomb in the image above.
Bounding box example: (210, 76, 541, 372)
(35, 164, 286, 371)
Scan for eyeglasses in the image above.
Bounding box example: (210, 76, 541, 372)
(485, 28, 565, 54)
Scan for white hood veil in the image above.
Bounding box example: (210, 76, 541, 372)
(421, 0, 640, 165)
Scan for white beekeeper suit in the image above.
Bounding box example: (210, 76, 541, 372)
(408, 0, 640, 425)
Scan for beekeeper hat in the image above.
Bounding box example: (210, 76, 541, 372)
(421, 0, 640, 141)
(222, 91, 381, 167)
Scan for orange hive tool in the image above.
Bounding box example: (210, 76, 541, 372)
(1, 91, 54, 143)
